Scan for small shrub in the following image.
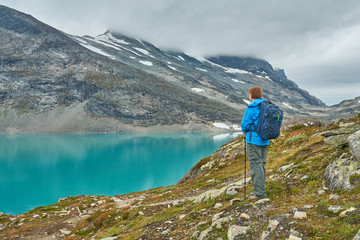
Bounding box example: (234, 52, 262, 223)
(285, 134, 306, 145)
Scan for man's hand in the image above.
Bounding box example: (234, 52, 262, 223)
(242, 132, 246, 137)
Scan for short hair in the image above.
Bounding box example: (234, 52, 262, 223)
(249, 86, 262, 99)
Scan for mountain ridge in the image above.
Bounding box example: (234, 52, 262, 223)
(0, 5, 359, 134)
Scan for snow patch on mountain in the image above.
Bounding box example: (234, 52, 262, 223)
(282, 102, 293, 109)
(168, 65, 176, 71)
(243, 99, 251, 105)
(191, 88, 204, 93)
(91, 36, 123, 51)
(196, 68, 208, 72)
(80, 43, 115, 59)
(105, 33, 130, 45)
(232, 79, 245, 84)
(178, 55, 185, 61)
(225, 68, 250, 74)
(213, 122, 230, 129)
(139, 61, 153, 66)
(134, 47, 155, 58)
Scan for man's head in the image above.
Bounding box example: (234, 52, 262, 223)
(249, 86, 262, 100)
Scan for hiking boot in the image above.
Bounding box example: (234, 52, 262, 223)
(249, 193, 267, 201)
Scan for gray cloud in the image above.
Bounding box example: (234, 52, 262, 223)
(1, 0, 360, 105)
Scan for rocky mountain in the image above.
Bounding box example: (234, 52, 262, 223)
(1, 114, 359, 239)
(0, 5, 359, 134)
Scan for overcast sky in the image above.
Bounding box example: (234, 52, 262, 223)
(1, 0, 359, 105)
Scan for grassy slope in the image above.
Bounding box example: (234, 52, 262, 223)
(1, 115, 360, 240)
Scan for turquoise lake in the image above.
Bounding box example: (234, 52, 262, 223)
(0, 132, 239, 215)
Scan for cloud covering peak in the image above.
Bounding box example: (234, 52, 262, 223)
(1, 0, 360, 105)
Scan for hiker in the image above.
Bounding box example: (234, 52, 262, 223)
(241, 86, 269, 200)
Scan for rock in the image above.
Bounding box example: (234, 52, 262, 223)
(138, 211, 144, 216)
(293, 211, 307, 219)
(288, 236, 302, 240)
(260, 230, 270, 240)
(339, 207, 357, 217)
(324, 153, 360, 190)
(318, 190, 325, 195)
(230, 198, 242, 206)
(240, 213, 250, 220)
(214, 203, 222, 209)
(212, 212, 222, 223)
(329, 194, 340, 200)
(278, 163, 294, 173)
(191, 231, 200, 239)
(199, 227, 212, 240)
(194, 177, 251, 203)
(179, 214, 186, 220)
(99, 237, 118, 240)
(226, 187, 238, 196)
(161, 229, 170, 235)
(227, 225, 250, 240)
(324, 134, 350, 147)
(289, 229, 303, 239)
(321, 125, 360, 137)
(354, 229, 360, 240)
(340, 122, 355, 127)
(212, 216, 231, 229)
(194, 188, 224, 203)
(328, 205, 344, 213)
(33, 214, 40, 218)
(267, 219, 280, 232)
(59, 228, 71, 235)
(300, 175, 308, 181)
(303, 205, 314, 209)
(349, 130, 360, 161)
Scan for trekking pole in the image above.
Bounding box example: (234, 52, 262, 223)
(244, 138, 247, 200)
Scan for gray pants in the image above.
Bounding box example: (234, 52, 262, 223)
(246, 143, 268, 198)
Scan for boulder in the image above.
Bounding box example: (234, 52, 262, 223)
(324, 134, 350, 147)
(327, 205, 344, 214)
(349, 130, 360, 161)
(294, 211, 307, 219)
(227, 225, 250, 240)
(321, 125, 360, 137)
(324, 153, 360, 190)
(354, 229, 360, 240)
(322, 125, 360, 147)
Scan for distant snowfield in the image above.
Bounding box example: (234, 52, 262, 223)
(196, 68, 208, 72)
(178, 55, 185, 61)
(168, 65, 176, 71)
(104, 33, 130, 45)
(213, 122, 230, 129)
(231, 124, 242, 131)
(80, 43, 115, 59)
(282, 102, 293, 109)
(243, 99, 251, 105)
(139, 61, 153, 66)
(134, 47, 155, 58)
(225, 67, 250, 74)
(191, 88, 204, 93)
(232, 79, 245, 84)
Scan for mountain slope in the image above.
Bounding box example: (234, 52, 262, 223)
(0, 5, 359, 134)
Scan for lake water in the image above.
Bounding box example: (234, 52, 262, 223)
(0, 132, 238, 215)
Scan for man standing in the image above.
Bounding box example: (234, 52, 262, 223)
(241, 86, 269, 200)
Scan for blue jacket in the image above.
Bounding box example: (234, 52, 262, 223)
(241, 98, 270, 146)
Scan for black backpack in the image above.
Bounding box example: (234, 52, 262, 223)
(252, 100, 283, 140)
